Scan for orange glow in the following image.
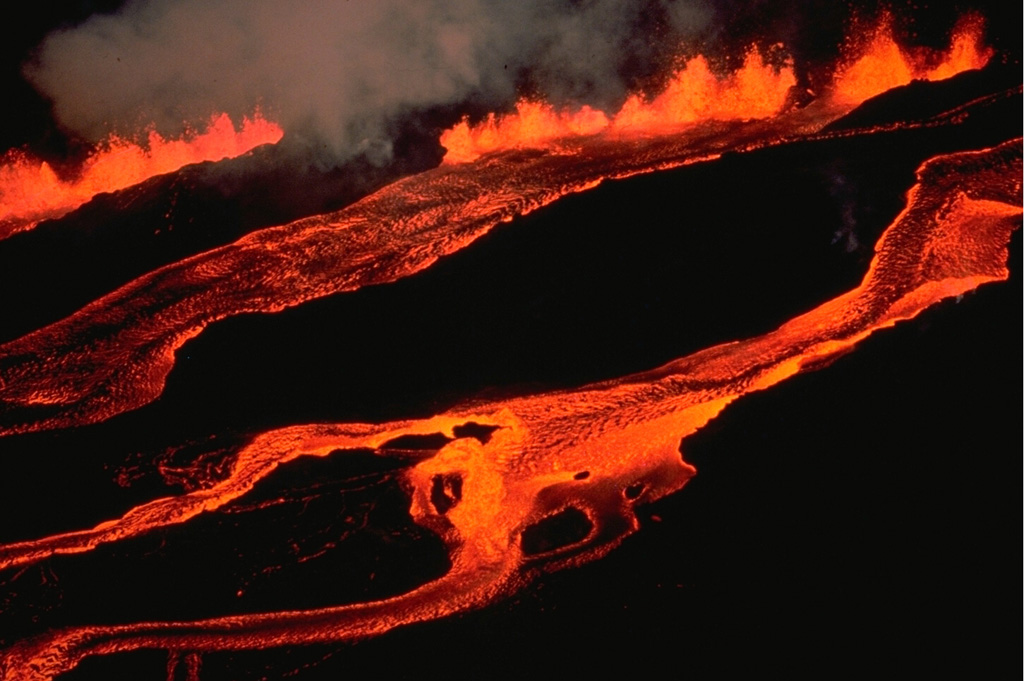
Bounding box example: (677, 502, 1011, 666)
(611, 49, 796, 133)
(0, 140, 1018, 680)
(442, 16, 993, 164)
(0, 111, 283, 240)
(0, 93, 868, 437)
(832, 15, 992, 104)
(0, 12, 1013, 676)
(924, 16, 994, 80)
(442, 48, 796, 163)
(0, 51, 1011, 439)
(440, 100, 610, 164)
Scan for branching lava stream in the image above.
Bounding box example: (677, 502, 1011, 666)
(0, 139, 1019, 681)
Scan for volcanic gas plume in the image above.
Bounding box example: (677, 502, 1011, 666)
(0, 4, 1020, 681)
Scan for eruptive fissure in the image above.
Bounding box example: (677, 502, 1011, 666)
(0, 138, 1019, 680)
(440, 15, 990, 162)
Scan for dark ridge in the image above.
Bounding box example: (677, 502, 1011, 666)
(451, 422, 501, 444)
(378, 423, 501, 454)
(624, 483, 645, 500)
(238, 449, 409, 506)
(430, 473, 463, 515)
(61, 651, 168, 681)
(381, 433, 452, 452)
(521, 507, 593, 556)
(823, 62, 1021, 133)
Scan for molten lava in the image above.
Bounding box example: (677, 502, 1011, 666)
(832, 14, 992, 104)
(442, 16, 992, 163)
(441, 48, 797, 163)
(0, 10, 1016, 681)
(0, 111, 283, 240)
(611, 49, 797, 133)
(0, 13, 998, 438)
(0, 139, 1019, 681)
(441, 48, 797, 164)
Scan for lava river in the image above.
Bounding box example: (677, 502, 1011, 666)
(0, 136, 1020, 680)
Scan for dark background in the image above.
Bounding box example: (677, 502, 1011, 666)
(0, 2, 1020, 680)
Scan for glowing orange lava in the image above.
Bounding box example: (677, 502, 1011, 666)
(611, 49, 796, 134)
(832, 14, 992, 104)
(0, 111, 283, 240)
(441, 48, 796, 163)
(0, 139, 1018, 681)
(0, 54, 1012, 439)
(442, 16, 992, 163)
(0, 12, 1014, 679)
(441, 100, 611, 164)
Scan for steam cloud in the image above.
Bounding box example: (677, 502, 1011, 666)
(24, 0, 713, 166)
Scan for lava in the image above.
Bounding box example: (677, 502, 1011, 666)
(0, 20, 998, 437)
(610, 48, 796, 132)
(0, 110, 881, 435)
(440, 47, 796, 163)
(832, 13, 992, 105)
(0, 10, 1015, 680)
(0, 111, 283, 240)
(0, 139, 1019, 681)
(441, 16, 991, 163)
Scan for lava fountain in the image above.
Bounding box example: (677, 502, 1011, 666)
(0, 111, 283, 240)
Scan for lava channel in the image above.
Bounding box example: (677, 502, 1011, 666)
(0, 139, 1019, 681)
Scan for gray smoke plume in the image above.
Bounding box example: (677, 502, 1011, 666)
(24, 0, 713, 167)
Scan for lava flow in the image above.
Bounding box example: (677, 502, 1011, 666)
(0, 111, 283, 240)
(0, 139, 1019, 681)
(0, 17, 995, 437)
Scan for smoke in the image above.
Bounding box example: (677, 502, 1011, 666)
(24, 0, 714, 167)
